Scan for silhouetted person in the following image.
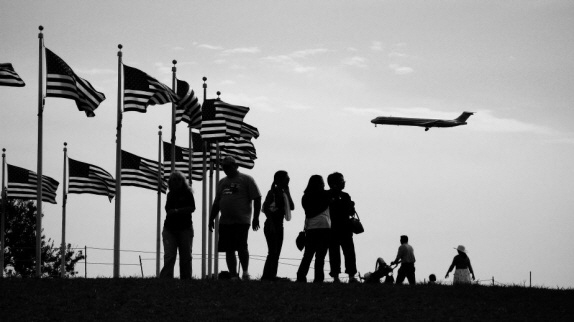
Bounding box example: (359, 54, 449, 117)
(445, 245, 475, 284)
(297, 175, 331, 283)
(429, 274, 437, 284)
(391, 235, 416, 285)
(160, 171, 195, 279)
(261, 170, 294, 281)
(327, 172, 358, 283)
(210, 156, 261, 280)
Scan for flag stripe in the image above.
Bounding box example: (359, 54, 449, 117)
(0, 63, 25, 87)
(68, 158, 116, 201)
(6, 164, 59, 204)
(123, 64, 179, 113)
(121, 150, 167, 192)
(45, 48, 105, 117)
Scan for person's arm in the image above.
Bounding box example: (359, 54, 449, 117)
(468, 259, 475, 280)
(445, 257, 456, 278)
(391, 247, 403, 266)
(252, 196, 262, 231)
(285, 186, 295, 210)
(209, 193, 221, 232)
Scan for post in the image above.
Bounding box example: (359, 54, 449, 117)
(1, 148, 6, 278)
(530, 271, 532, 288)
(60, 143, 68, 277)
(113, 44, 123, 278)
(84, 245, 87, 278)
(171, 60, 177, 173)
(214, 140, 220, 278)
(139, 255, 144, 278)
(36, 25, 44, 278)
(156, 126, 163, 277)
(208, 158, 213, 278)
(201, 77, 207, 279)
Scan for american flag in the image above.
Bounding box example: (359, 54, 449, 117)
(200, 99, 228, 140)
(0, 63, 25, 87)
(240, 122, 260, 140)
(162, 134, 208, 181)
(68, 158, 116, 201)
(175, 79, 201, 128)
(6, 164, 59, 204)
(121, 150, 167, 193)
(123, 64, 179, 113)
(45, 48, 106, 117)
(211, 137, 257, 169)
(213, 99, 250, 136)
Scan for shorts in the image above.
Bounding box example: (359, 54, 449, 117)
(218, 223, 250, 252)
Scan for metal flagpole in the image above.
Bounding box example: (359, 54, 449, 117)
(171, 60, 177, 173)
(1, 148, 6, 278)
(208, 153, 213, 278)
(36, 26, 44, 277)
(201, 77, 207, 279)
(60, 143, 68, 277)
(214, 92, 221, 279)
(113, 44, 123, 278)
(157, 126, 163, 277)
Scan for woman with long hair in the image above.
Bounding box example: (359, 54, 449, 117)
(160, 171, 195, 279)
(261, 170, 294, 281)
(296, 175, 331, 283)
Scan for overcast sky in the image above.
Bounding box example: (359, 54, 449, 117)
(1, 0, 573, 287)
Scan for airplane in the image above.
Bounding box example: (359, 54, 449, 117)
(371, 111, 474, 131)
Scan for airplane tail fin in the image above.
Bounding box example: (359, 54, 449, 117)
(455, 112, 474, 122)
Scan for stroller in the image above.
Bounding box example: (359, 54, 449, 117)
(360, 257, 396, 284)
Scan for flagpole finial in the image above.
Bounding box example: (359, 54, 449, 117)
(217, 91, 221, 99)
(203, 77, 207, 82)
(172, 60, 177, 65)
(118, 44, 123, 50)
(39, 25, 43, 31)
(63, 142, 67, 151)
(38, 26, 44, 38)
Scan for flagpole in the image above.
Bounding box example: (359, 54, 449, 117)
(208, 153, 213, 278)
(1, 148, 6, 278)
(214, 92, 221, 279)
(36, 26, 44, 277)
(171, 60, 177, 173)
(201, 77, 207, 279)
(114, 44, 123, 278)
(156, 126, 163, 277)
(60, 143, 68, 277)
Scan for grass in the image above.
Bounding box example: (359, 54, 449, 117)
(1, 278, 573, 321)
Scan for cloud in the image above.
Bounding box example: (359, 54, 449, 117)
(470, 110, 558, 135)
(262, 48, 329, 74)
(75, 68, 115, 76)
(197, 44, 223, 50)
(370, 41, 384, 51)
(342, 56, 368, 68)
(223, 47, 261, 54)
(389, 63, 414, 75)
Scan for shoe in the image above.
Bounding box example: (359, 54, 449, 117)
(332, 277, 341, 283)
(348, 277, 359, 283)
(242, 273, 251, 281)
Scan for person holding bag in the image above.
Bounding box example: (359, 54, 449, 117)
(261, 170, 294, 281)
(296, 175, 331, 283)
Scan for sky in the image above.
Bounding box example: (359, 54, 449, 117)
(1, 0, 573, 287)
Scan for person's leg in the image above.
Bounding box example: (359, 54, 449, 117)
(262, 220, 278, 280)
(178, 227, 194, 279)
(313, 229, 330, 283)
(159, 228, 177, 278)
(407, 264, 416, 285)
(341, 233, 357, 278)
(297, 230, 317, 282)
(328, 231, 341, 280)
(236, 224, 250, 278)
(395, 265, 406, 285)
(226, 251, 238, 276)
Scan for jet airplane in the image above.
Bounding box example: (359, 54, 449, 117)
(371, 111, 474, 131)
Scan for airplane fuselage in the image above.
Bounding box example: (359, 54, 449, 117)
(371, 112, 473, 131)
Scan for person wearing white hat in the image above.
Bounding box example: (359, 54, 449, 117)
(445, 245, 475, 284)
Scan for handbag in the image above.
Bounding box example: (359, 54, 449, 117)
(350, 212, 364, 234)
(296, 231, 306, 251)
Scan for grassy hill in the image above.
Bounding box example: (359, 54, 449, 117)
(1, 278, 573, 321)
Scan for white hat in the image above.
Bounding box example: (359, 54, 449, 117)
(455, 245, 467, 253)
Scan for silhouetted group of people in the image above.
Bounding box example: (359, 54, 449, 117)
(159, 156, 475, 285)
